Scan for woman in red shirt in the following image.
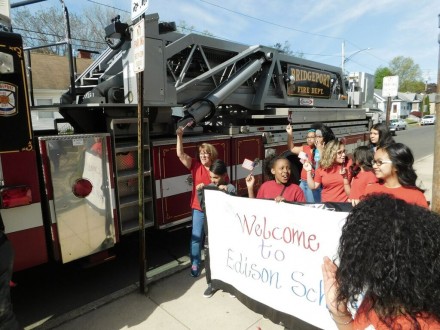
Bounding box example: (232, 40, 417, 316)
(322, 194, 440, 329)
(363, 142, 428, 208)
(304, 139, 351, 202)
(348, 146, 377, 206)
(176, 126, 218, 277)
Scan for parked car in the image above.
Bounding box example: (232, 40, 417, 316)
(421, 115, 436, 125)
(388, 119, 407, 135)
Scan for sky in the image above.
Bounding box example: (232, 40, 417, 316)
(9, 0, 439, 83)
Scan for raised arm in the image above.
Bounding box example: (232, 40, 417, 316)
(286, 124, 303, 154)
(322, 257, 353, 329)
(176, 126, 192, 169)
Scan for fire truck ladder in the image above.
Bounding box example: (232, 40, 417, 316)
(110, 117, 154, 234)
(73, 47, 125, 104)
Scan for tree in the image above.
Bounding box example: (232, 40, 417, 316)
(177, 20, 213, 36)
(11, 4, 127, 56)
(388, 56, 423, 92)
(422, 95, 430, 116)
(273, 41, 305, 58)
(374, 66, 393, 89)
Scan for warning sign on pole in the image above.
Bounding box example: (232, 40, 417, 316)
(132, 18, 145, 74)
(382, 75, 399, 97)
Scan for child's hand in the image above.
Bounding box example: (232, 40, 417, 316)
(196, 183, 205, 190)
(286, 124, 293, 135)
(245, 174, 255, 188)
(274, 195, 285, 203)
(176, 126, 184, 136)
(218, 184, 227, 191)
(303, 161, 312, 172)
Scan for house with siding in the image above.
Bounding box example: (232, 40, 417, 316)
(374, 89, 423, 119)
(26, 52, 93, 129)
(27, 52, 93, 106)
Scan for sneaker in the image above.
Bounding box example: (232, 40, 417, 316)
(203, 284, 217, 298)
(190, 265, 200, 277)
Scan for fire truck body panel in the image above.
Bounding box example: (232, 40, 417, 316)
(0, 11, 373, 271)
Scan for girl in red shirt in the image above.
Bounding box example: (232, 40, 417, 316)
(363, 142, 428, 208)
(286, 124, 318, 203)
(348, 146, 377, 206)
(304, 139, 351, 203)
(246, 154, 305, 203)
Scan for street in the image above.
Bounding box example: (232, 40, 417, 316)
(393, 123, 435, 160)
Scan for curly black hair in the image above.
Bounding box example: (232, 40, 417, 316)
(335, 194, 440, 328)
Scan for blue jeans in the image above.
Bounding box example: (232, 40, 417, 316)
(190, 209, 205, 267)
(300, 180, 322, 203)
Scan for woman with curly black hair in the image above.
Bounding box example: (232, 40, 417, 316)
(364, 142, 428, 208)
(322, 194, 440, 329)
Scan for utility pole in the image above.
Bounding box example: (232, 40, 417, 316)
(432, 13, 440, 213)
(341, 41, 345, 75)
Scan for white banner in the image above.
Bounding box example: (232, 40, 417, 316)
(205, 190, 348, 330)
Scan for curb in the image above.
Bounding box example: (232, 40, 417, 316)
(414, 154, 434, 164)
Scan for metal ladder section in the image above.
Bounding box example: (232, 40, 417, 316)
(74, 47, 123, 104)
(110, 118, 154, 234)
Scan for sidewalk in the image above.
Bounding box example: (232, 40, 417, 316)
(415, 154, 434, 204)
(36, 267, 284, 330)
(30, 155, 434, 330)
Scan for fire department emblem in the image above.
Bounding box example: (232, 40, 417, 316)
(0, 82, 17, 116)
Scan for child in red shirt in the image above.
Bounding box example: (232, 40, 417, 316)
(348, 146, 377, 206)
(246, 154, 305, 203)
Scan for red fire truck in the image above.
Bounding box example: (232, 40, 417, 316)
(0, 12, 370, 272)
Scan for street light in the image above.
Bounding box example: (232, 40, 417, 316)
(341, 41, 371, 74)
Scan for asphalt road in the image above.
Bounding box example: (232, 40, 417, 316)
(393, 123, 435, 159)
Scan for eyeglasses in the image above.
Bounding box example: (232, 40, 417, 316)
(199, 152, 211, 156)
(372, 159, 392, 166)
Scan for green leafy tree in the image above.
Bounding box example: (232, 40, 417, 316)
(388, 56, 423, 92)
(374, 66, 393, 89)
(422, 95, 430, 116)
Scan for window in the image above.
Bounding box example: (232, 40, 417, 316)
(36, 99, 53, 118)
(0, 52, 14, 74)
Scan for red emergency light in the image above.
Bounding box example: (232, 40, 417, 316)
(0, 185, 32, 208)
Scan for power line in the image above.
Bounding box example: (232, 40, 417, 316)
(198, 0, 392, 68)
(86, 0, 130, 13)
(14, 27, 108, 45)
(198, 0, 344, 41)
